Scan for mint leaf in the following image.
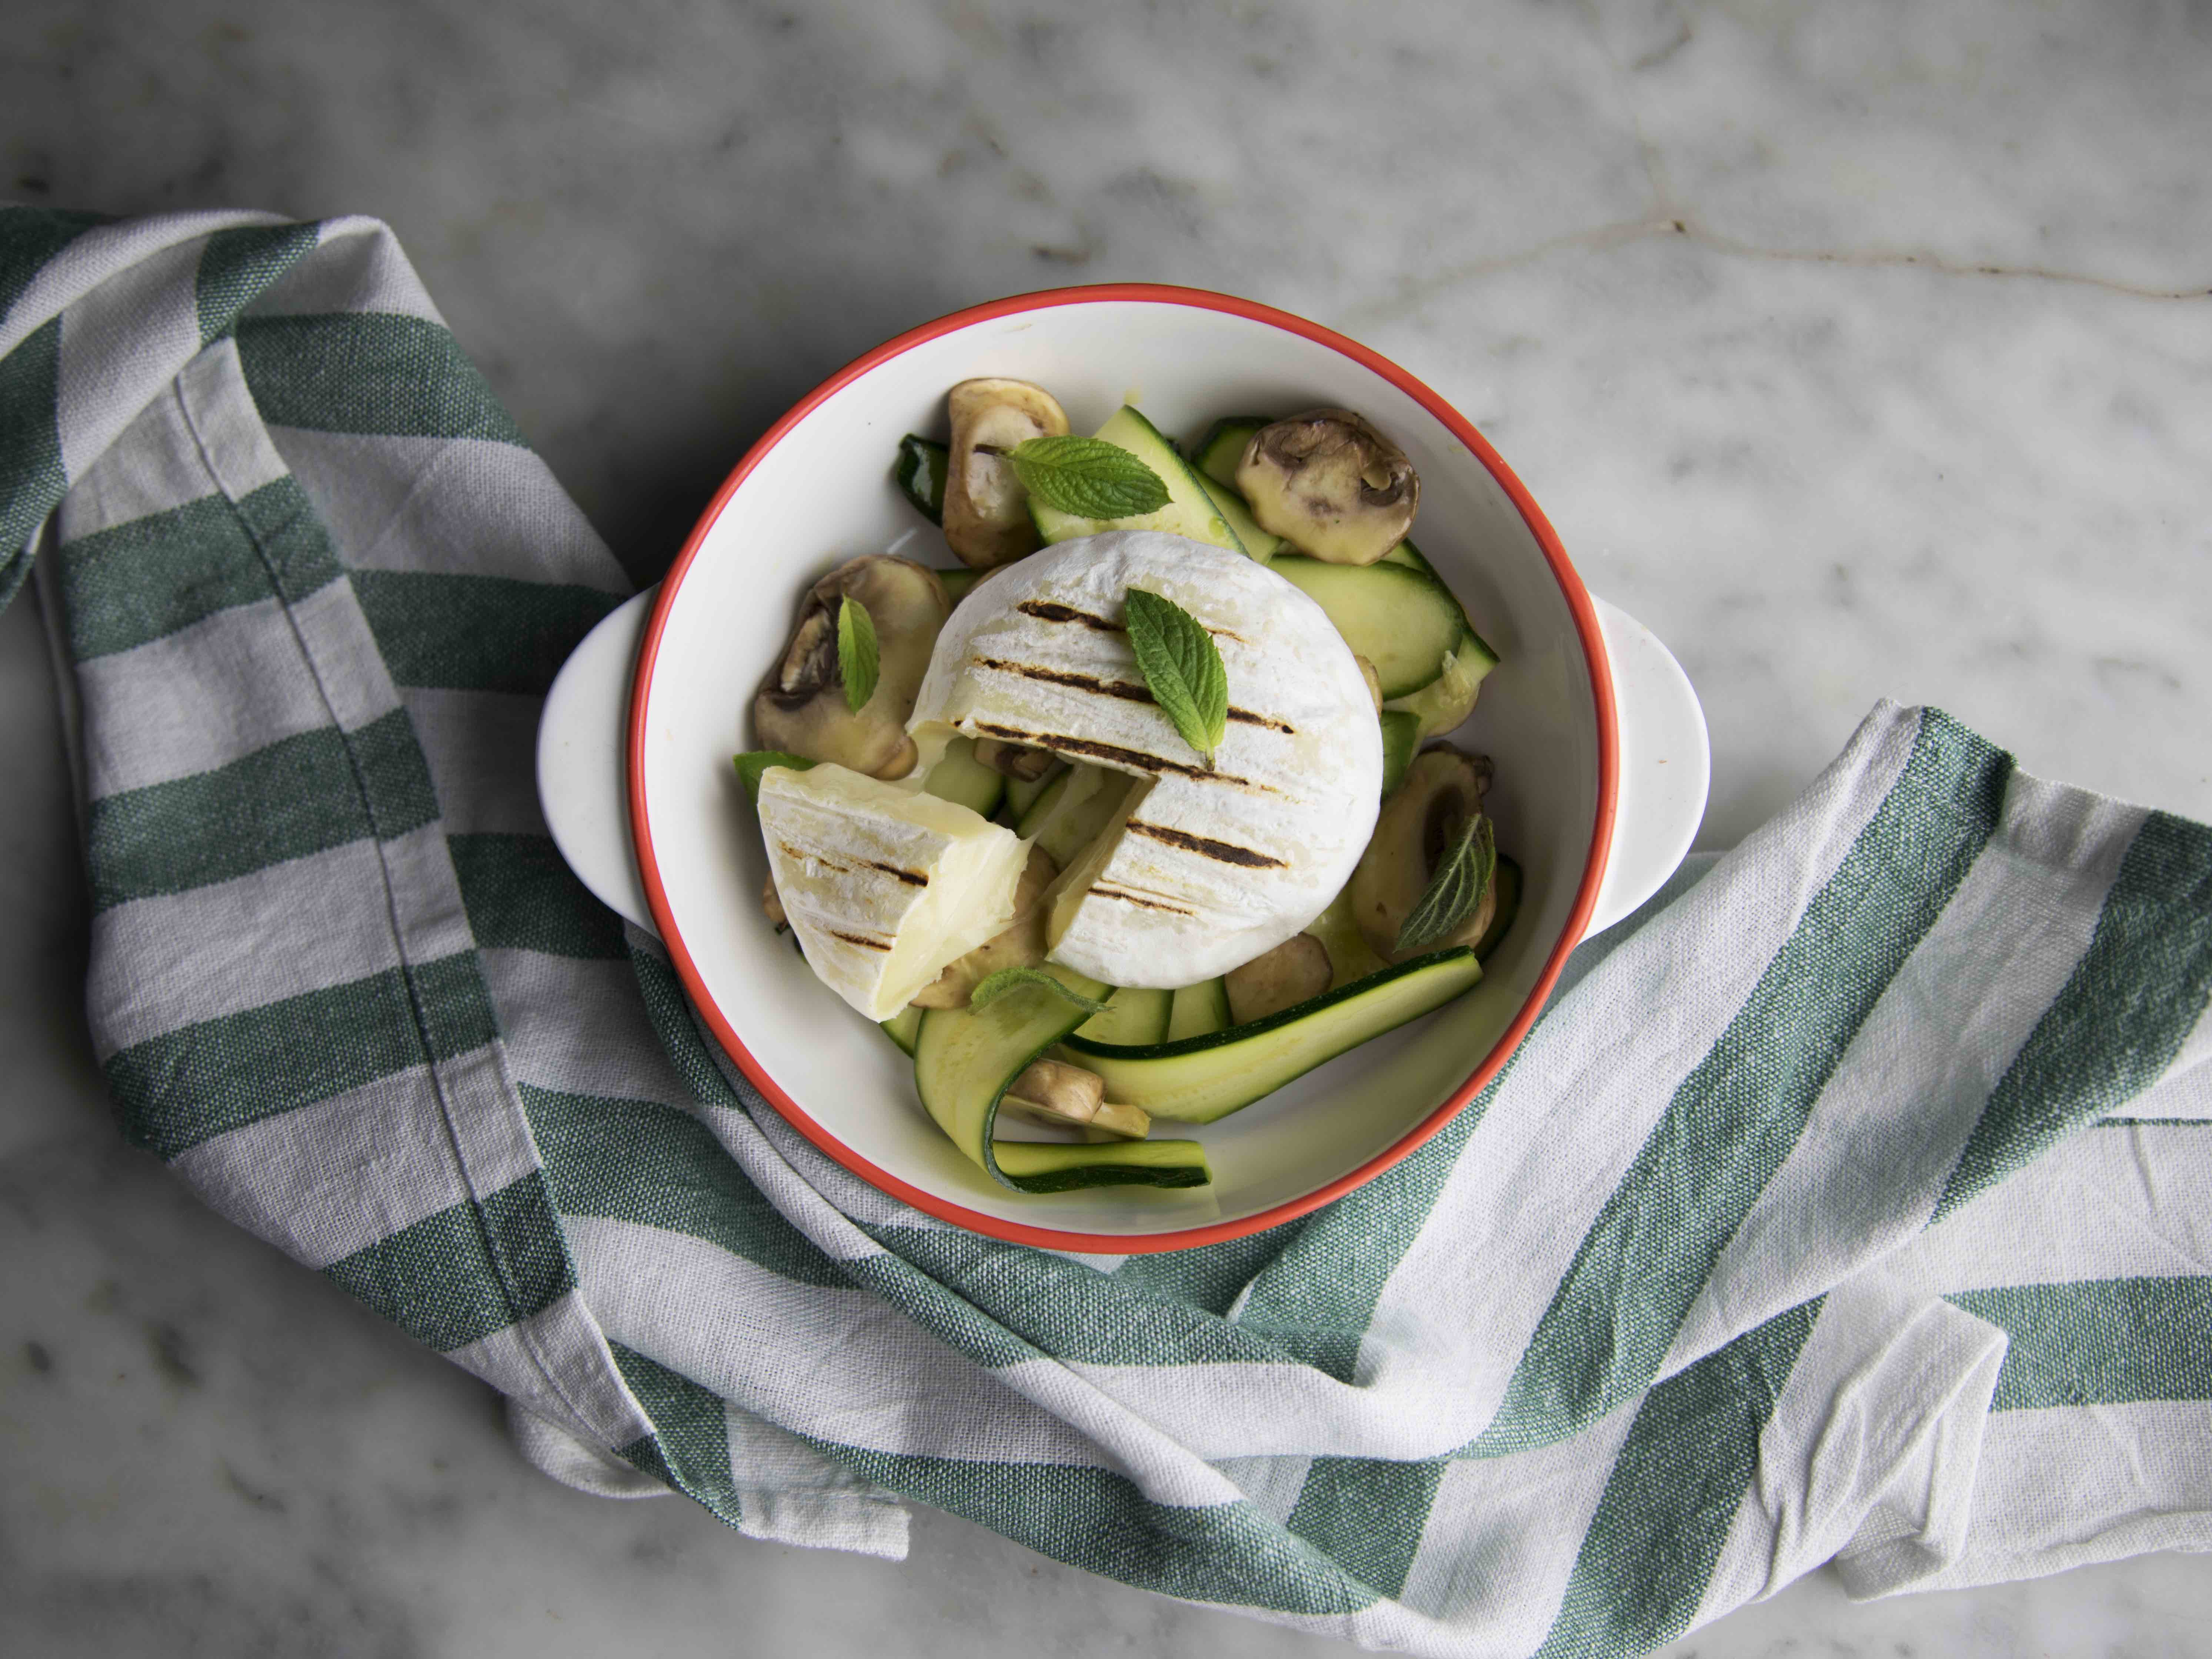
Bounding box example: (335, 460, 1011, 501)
(1123, 587, 1228, 767)
(1007, 435, 1171, 520)
(838, 595, 880, 713)
(1395, 814, 1496, 955)
(734, 750, 817, 805)
(968, 967, 1114, 1015)
(894, 434, 947, 524)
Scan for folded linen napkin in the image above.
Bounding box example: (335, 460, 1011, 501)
(6, 207, 2210, 1658)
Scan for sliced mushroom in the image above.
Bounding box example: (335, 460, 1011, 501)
(907, 846, 1059, 1009)
(1348, 748, 1495, 961)
(761, 871, 787, 932)
(1235, 409, 1418, 566)
(1000, 1058, 1151, 1140)
(1223, 934, 1333, 1025)
(753, 555, 948, 778)
(1353, 654, 1384, 713)
(974, 737, 1057, 782)
(943, 378, 1070, 568)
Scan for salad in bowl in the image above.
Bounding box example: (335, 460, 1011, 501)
(738, 381, 1521, 1197)
(540, 286, 1709, 1250)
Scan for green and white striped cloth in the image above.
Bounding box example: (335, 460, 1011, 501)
(7, 207, 2211, 1658)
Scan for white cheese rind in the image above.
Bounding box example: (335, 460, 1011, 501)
(908, 531, 1382, 987)
(757, 764, 1027, 1021)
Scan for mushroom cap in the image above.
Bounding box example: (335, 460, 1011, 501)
(752, 555, 949, 778)
(1235, 408, 1419, 567)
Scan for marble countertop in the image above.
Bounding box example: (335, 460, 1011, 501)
(3, 1, 2208, 1653)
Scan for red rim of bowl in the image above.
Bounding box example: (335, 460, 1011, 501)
(629, 283, 1618, 1253)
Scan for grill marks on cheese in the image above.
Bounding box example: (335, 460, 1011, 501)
(1014, 598, 1248, 648)
(1089, 885, 1194, 915)
(971, 655, 1296, 734)
(1123, 820, 1287, 870)
(1015, 600, 1120, 633)
(969, 722, 1270, 788)
(779, 840, 930, 887)
(777, 839, 848, 874)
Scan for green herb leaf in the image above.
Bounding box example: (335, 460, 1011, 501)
(1395, 814, 1497, 956)
(968, 968, 1115, 1015)
(1007, 435, 1171, 520)
(894, 433, 947, 524)
(1123, 587, 1228, 767)
(734, 750, 817, 805)
(838, 595, 880, 713)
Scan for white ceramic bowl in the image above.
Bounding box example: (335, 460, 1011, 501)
(540, 286, 1707, 1252)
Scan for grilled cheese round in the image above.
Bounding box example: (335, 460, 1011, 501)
(908, 532, 1382, 987)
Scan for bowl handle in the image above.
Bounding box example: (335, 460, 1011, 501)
(535, 587, 1710, 945)
(1583, 597, 1709, 937)
(537, 586, 658, 934)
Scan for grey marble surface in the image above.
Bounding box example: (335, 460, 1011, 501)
(3, 1, 2209, 1653)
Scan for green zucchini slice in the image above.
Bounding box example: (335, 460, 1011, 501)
(881, 1005, 923, 1055)
(1013, 767, 1068, 835)
(1064, 948, 1481, 1123)
(920, 735, 1006, 819)
(938, 567, 982, 606)
(1074, 985, 1172, 1046)
(1383, 628, 1498, 738)
(1380, 537, 1435, 575)
(1017, 764, 1137, 868)
(895, 434, 948, 524)
(1166, 978, 1232, 1041)
(1378, 710, 1421, 798)
(1001, 760, 1065, 824)
(1382, 541, 1498, 676)
(1193, 472, 1284, 562)
(1270, 556, 1474, 699)
(914, 967, 1211, 1191)
(1029, 406, 1248, 556)
(990, 1139, 1211, 1192)
(1191, 415, 1267, 489)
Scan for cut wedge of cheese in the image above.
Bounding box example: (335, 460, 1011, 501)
(908, 531, 1382, 987)
(756, 762, 1028, 1021)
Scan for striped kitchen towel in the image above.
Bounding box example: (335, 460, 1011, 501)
(6, 206, 2210, 1659)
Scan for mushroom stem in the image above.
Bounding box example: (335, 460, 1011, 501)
(975, 737, 1057, 781)
(1003, 1059, 1105, 1124)
(1001, 1060, 1153, 1140)
(944, 379, 1071, 568)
